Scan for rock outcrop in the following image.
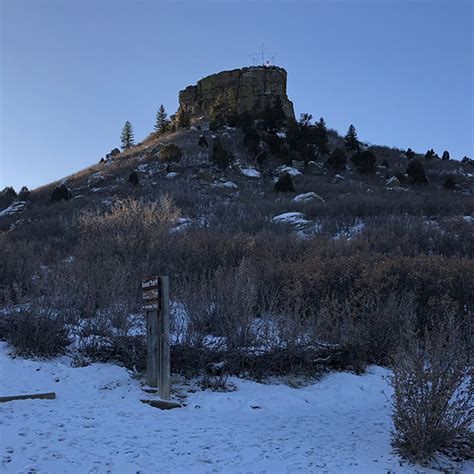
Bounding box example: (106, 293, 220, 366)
(177, 66, 295, 122)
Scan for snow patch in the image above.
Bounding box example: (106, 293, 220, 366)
(240, 168, 261, 178)
(292, 192, 324, 203)
(1, 343, 465, 473)
(273, 212, 310, 227)
(276, 165, 302, 177)
(0, 201, 27, 218)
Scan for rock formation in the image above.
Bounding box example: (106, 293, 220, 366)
(177, 66, 295, 122)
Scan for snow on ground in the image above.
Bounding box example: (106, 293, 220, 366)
(292, 192, 325, 203)
(276, 165, 302, 177)
(240, 168, 261, 178)
(0, 342, 471, 473)
(272, 212, 310, 228)
(0, 201, 27, 218)
(334, 219, 366, 240)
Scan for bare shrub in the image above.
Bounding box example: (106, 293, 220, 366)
(4, 309, 70, 358)
(390, 316, 473, 464)
(179, 261, 258, 351)
(315, 292, 416, 372)
(72, 197, 180, 316)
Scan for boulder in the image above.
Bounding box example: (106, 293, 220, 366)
(106, 148, 121, 160)
(307, 161, 325, 176)
(88, 172, 105, 187)
(386, 176, 401, 187)
(276, 165, 304, 186)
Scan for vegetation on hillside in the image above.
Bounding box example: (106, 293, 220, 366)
(1, 92, 473, 465)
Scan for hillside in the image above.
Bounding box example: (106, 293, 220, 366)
(1, 66, 473, 472)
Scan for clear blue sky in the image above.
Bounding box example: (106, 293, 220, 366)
(1, 0, 472, 190)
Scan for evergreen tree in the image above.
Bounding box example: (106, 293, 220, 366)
(262, 95, 286, 132)
(442, 150, 450, 161)
(297, 113, 315, 163)
(198, 134, 208, 148)
(274, 173, 295, 193)
(314, 117, 329, 156)
(128, 171, 139, 185)
(120, 121, 135, 150)
(424, 149, 437, 160)
(0, 186, 17, 207)
(212, 139, 232, 169)
(18, 186, 30, 200)
(177, 106, 190, 128)
(326, 147, 347, 172)
(344, 124, 360, 153)
(406, 159, 427, 184)
(51, 184, 71, 202)
(405, 148, 416, 160)
(351, 149, 377, 174)
(154, 105, 169, 135)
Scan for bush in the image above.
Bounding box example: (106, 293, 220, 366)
(5, 311, 70, 357)
(390, 316, 473, 464)
(406, 160, 427, 184)
(444, 175, 456, 190)
(274, 173, 295, 193)
(243, 128, 261, 155)
(128, 171, 139, 185)
(160, 144, 182, 163)
(212, 139, 233, 169)
(351, 150, 377, 174)
(51, 184, 71, 202)
(198, 135, 208, 148)
(326, 148, 347, 171)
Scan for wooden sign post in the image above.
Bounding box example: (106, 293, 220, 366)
(142, 276, 170, 400)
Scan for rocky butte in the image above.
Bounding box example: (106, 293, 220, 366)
(177, 66, 295, 122)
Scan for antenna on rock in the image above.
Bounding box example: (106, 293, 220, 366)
(249, 43, 278, 67)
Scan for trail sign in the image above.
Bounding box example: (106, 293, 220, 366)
(142, 277, 159, 289)
(142, 275, 170, 400)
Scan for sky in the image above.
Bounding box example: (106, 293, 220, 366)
(1, 0, 472, 190)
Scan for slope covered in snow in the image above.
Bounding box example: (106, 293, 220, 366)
(1, 342, 470, 473)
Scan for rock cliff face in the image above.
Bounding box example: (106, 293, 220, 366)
(177, 66, 295, 122)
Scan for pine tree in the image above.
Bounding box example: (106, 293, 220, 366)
(314, 117, 329, 156)
(262, 95, 286, 132)
(177, 106, 190, 128)
(351, 150, 377, 174)
(212, 139, 232, 169)
(406, 159, 427, 184)
(120, 121, 134, 150)
(442, 150, 450, 161)
(128, 171, 139, 185)
(344, 124, 360, 153)
(274, 173, 295, 193)
(18, 186, 30, 200)
(405, 148, 416, 160)
(154, 105, 169, 135)
(326, 148, 347, 172)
